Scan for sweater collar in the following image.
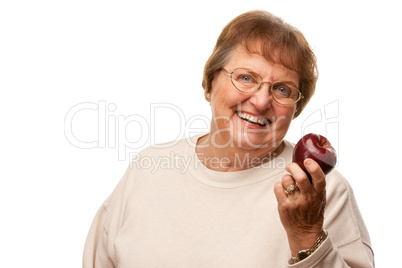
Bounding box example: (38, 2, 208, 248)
(185, 134, 293, 189)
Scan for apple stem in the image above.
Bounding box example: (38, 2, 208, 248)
(321, 140, 327, 146)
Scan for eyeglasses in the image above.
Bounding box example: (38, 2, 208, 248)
(222, 68, 304, 105)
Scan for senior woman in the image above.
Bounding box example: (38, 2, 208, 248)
(83, 10, 374, 267)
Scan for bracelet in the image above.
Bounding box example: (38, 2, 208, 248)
(290, 230, 328, 263)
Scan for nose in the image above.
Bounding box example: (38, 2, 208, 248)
(249, 82, 274, 111)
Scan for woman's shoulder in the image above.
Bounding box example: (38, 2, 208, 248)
(324, 169, 362, 224)
(326, 168, 352, 196)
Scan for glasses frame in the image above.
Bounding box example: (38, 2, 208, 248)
(222, 68, 304, 105)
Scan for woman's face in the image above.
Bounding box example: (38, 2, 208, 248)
(207, 45, 299, 154)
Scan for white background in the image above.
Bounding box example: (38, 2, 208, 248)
(1, 0, 400, 267)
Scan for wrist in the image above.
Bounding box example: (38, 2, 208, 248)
(288, 230, 322, 256)
(290, 229, 328, 263)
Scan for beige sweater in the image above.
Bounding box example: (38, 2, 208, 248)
(83, 135, 374, 267)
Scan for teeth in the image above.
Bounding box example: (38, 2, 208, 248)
(237, 111, 268, 126)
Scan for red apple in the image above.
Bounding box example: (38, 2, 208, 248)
(292, 133, 337, 182)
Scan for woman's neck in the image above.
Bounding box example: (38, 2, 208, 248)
(196, 134, 285, 172)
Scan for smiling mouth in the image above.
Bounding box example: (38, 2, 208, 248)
(236, 111, 270, 127)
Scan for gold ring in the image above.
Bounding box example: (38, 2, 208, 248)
(285, 184, 299, 195)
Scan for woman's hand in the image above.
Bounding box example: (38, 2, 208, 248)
(274, 158, 326, 256)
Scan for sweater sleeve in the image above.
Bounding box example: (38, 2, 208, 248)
(287, 170, 374, 268)
(82, 200, 115, 268)
(82, 166, 135, 268)
(287, 234, 374, 268)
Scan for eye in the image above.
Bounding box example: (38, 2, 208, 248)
(272, 83, 293, 98)
(238, 74, 255, 83)
(233, 70, 259, 85)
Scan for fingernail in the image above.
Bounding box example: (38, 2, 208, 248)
(305, 159, 313, 166)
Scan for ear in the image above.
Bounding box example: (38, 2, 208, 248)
(205, 90, 211, 102)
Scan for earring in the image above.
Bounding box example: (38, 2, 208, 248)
(206, 93, 210, 99)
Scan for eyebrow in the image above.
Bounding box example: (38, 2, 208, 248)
(234, 67, 299, 87)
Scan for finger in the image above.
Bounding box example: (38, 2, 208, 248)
(280, 174, 300, 197)
(281, 174, 296, 188)
(304, 159, 326, 194)
(285, 162, 312, 194)
(274, 180, 288, 203)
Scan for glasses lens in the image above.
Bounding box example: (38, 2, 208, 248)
(231, 70, 261, 93)
(271, 82, 301, 105)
